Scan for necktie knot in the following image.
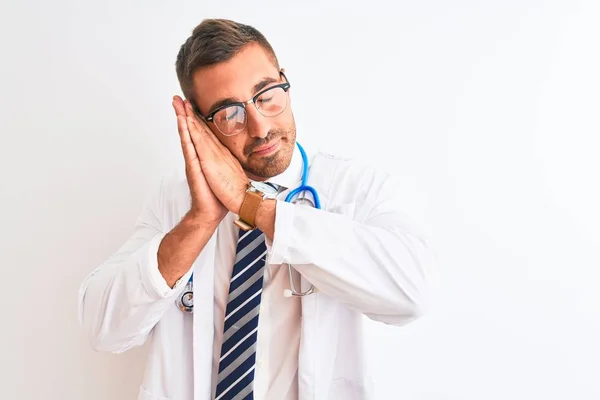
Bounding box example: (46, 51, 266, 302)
(263, 182, 286, 197)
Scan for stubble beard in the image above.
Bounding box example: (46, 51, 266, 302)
(241, 127, 296, 180)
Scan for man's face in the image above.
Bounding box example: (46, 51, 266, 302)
(191, 43, 296, 181)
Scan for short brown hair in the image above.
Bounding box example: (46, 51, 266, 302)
(175, 19, 280, 109)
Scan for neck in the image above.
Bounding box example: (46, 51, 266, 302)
(246, 172, 268, 182)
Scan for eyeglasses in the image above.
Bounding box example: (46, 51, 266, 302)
(196, 72, 291, 137)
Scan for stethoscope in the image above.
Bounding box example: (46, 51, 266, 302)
(282, 142, 319, 297)
(176, 142, 319, 313)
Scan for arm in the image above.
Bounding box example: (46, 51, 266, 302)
(256, 173, 436, 327)
(77, 175, 212, 353)
(158, 213, 219, 287)
(78, 97, 229, 353)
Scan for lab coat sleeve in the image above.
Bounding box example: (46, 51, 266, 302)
(77, 174, 191, 353)
(268, 171, 437, 326)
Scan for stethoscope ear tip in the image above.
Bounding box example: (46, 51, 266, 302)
(283, 289, 293, 298)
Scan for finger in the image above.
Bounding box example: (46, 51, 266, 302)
(188, 115, 225, 160)
(185, 106, 216, 142)
(184, 101, 221, 148)
(173, 96, 186, 118)
(177, 114, 199, 166)
(184, 100, 213, 133)
(186, 115, 242, 177)
(186, 116, 212, 149)
(184, 99, 198, 119)
(186, 115, 206, 146)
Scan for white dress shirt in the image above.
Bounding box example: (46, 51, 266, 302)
(149, 146, 307, 399)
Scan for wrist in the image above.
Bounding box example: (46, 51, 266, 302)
(255, 199, 276, 239)
(183, 210, 222, 232)
(234, 185, 249, 215)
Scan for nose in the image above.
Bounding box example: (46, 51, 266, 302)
(244, 103, 270, 139)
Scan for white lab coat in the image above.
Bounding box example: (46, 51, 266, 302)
(78, 149, 435, 400)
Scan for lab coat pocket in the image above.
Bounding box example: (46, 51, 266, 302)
(138, 385, 170, 400)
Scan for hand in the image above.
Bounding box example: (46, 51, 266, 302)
(182, 100, 249, 214)
(173, 96, 228, 225)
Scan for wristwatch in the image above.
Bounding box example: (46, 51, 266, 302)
(234, 181, 279, 231)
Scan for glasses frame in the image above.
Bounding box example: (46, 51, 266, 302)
(194, 71, 291, 137)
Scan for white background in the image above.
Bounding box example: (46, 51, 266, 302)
(1, 0, 599, 399)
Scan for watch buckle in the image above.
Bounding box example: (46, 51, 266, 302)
(234, 218, 254, 231)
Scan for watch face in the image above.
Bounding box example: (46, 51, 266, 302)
(250, 181, 279, 197)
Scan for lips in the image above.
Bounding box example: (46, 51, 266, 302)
(252, 140, 280, 155)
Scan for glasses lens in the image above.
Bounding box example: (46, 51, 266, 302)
(256, 86, 288, 117)
(214, 105, 246, 135)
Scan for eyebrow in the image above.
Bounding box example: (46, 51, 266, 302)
(206, 76, 279, 116)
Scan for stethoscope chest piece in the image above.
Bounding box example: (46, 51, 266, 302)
(292, 196, 315, 207)
(176, 280, 194, 312)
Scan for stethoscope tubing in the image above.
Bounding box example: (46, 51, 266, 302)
(285, 142, 321, 209)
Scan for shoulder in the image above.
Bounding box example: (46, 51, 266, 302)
(146, 161, 191, 215)
(311, 151, 393, 185)
(308, 150, 399, 205)
(150, 161, 187, 196)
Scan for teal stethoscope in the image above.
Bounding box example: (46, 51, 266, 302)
(177, 142, 319, 312)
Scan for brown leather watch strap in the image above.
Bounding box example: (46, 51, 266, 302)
(234, 190, 264, 231)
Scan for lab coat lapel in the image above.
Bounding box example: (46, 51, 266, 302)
(297, 152, 334, 399)
(298, 278, 318, 400)
(193, 231, 218, 400)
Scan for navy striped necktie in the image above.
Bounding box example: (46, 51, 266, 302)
(214, 227, 268, 400)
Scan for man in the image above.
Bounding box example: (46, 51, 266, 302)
(78, 18, 435, 400)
